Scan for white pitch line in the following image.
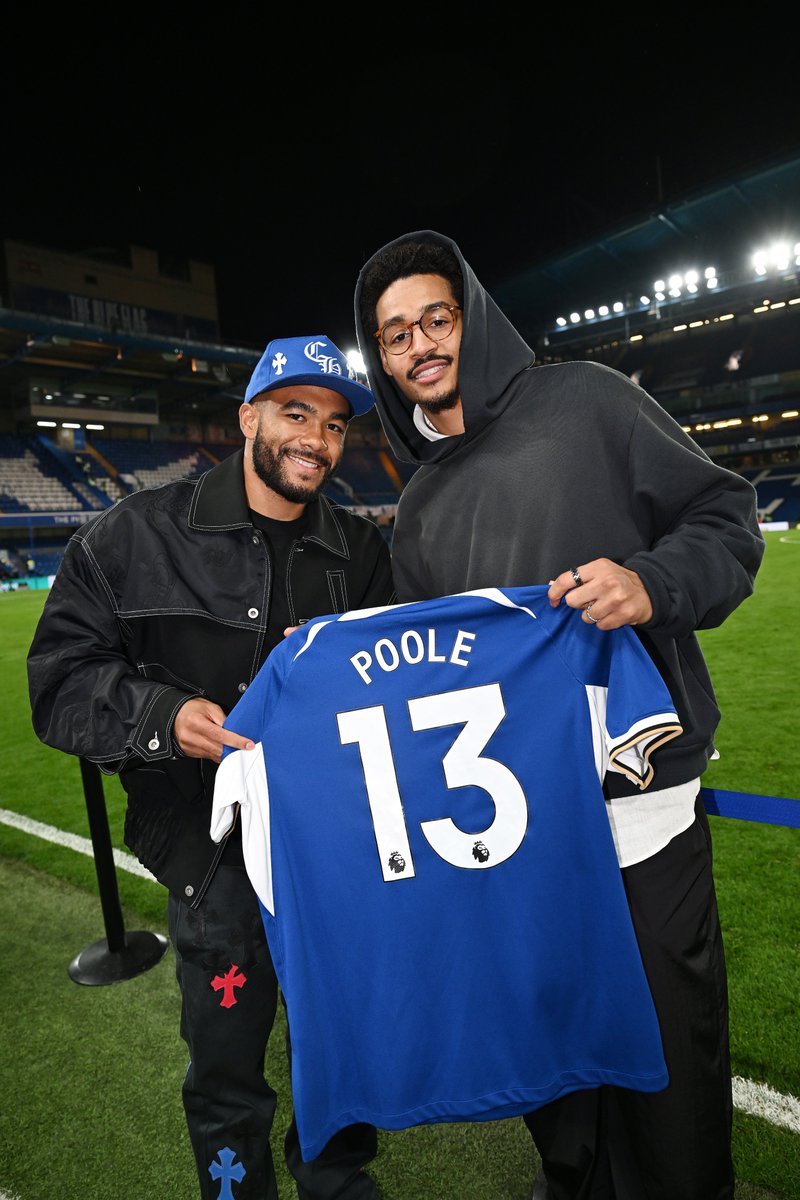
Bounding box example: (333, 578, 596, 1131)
(0, 807, 156, 881)
(1, 808, 798, 1138)
(732, 1076, 800, 1133)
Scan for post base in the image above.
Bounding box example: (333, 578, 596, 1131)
(68, 930, 168, 986)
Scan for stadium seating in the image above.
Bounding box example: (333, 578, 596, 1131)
(574, 309, 800, 421)
(91, 437, 217, 489)
(334, 446, 407, 505)
(742, 466, 800, 524)
(0, 435, 87, 513)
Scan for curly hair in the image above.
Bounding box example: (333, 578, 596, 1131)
(358, 240, 464, 336)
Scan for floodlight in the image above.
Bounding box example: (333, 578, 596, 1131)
(346, 349, 366, 374)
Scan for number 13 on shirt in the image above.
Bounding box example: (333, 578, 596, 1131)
(337, 682, 528, 881)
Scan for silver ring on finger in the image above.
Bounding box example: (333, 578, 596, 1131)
(585, 603, 599, 624)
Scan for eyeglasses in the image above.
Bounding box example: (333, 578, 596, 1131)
(374, 304, 461, 355)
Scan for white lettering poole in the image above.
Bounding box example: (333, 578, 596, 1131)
(349, 627, 477, 685)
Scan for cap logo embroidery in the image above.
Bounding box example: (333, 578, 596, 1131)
(304, 339, 354, 379)
(245, 334, 369, 409)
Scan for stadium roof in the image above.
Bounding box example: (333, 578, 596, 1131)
(492, 152, 800, 345)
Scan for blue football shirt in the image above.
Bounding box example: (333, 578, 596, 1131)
(212, 585, 682, 1161)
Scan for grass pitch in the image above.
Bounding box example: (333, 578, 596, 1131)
(1, 531, 797, 1198)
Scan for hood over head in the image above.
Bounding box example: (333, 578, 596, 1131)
(353, 230, 535, 464)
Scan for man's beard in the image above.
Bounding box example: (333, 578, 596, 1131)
(407, 353, 460, 415)
(252, 428, 333, 504)
(418, 386, 460, 415)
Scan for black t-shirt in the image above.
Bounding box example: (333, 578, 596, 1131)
(250, 506, 310, 661)
(224, 505, 310, 865)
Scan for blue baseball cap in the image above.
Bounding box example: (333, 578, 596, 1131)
(244, 335, 374, 416)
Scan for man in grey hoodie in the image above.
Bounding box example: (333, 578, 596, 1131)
(353, 230, 765, 1200)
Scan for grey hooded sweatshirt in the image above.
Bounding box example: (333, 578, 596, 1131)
(353, 229, 765, 796)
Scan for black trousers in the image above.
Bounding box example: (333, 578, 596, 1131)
(168, 863, 379, 1200)
(524, 796, 734, 1200)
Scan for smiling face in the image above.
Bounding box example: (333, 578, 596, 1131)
(240, 384, 349, 517)
(375, 273, 464, 435)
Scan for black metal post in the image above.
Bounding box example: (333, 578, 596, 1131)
(68, 757, 168, 985)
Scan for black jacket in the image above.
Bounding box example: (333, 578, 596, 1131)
(27, 449, 395, 905)
(353, 229, 765, 794)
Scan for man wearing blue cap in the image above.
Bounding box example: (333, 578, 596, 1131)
(28, 335, 394, 1200)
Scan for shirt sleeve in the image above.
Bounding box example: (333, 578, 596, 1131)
(27, 529, 197, 772)
(210, 621, 326, 913)
(538, 599, 683, 789)
(212, 743, 274, 912)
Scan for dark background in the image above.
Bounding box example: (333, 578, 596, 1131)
(3, 27, 799, 352)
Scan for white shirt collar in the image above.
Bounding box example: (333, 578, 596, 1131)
(413, 405, 452, 441)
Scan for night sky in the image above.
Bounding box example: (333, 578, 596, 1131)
(3, 28, 799, 355)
